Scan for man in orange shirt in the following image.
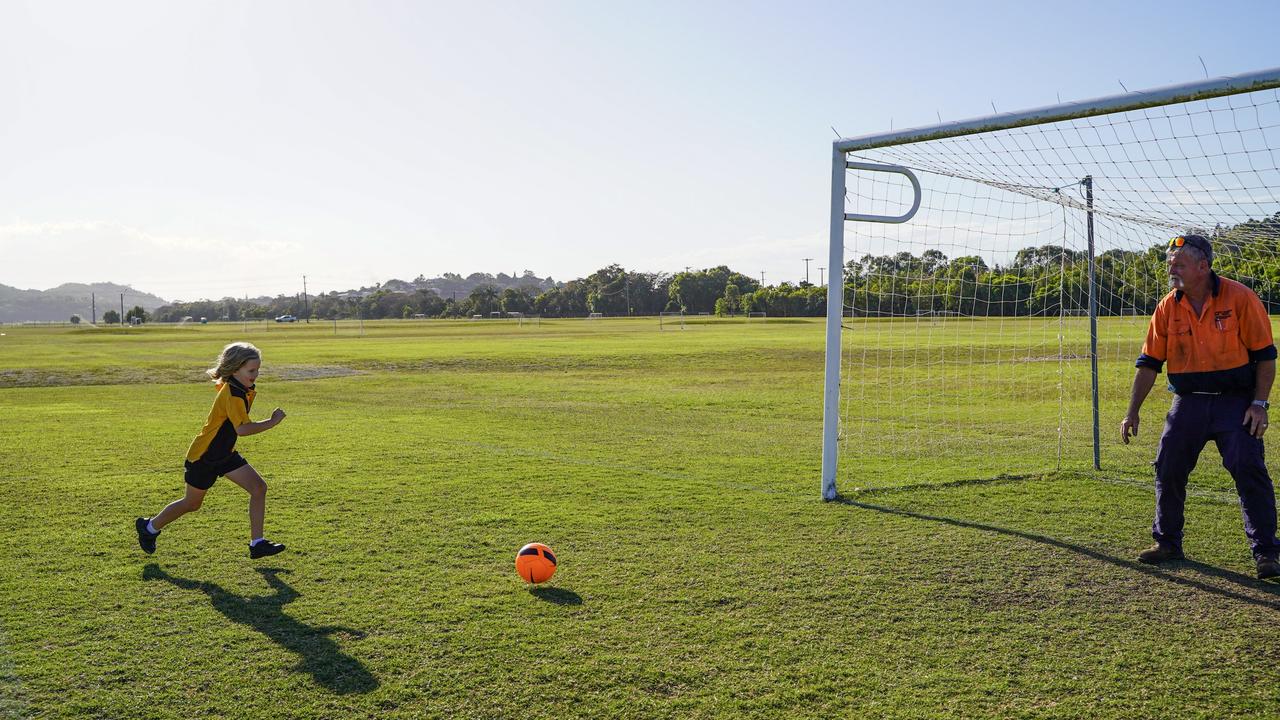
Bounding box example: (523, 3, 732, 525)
(1121, 234, 1280, 580)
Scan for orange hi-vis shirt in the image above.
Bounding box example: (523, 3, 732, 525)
(1137, 272, 1277, 395)
(186, 376, 256, 463)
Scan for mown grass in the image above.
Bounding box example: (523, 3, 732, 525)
(1, 317, 1277, 719)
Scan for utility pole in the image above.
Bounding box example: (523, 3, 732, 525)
(302, 275, 310, 322)
(91, 293, 96, 324)
(803, 258, 813, 285)
(120, 293, 125, 326)
(818, 267, 825, 287)
(760, 271, 765, 286)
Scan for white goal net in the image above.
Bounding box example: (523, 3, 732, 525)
(824, 68, 1280, 498)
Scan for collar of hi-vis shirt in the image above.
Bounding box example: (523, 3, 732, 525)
(225, 376, 257, 394)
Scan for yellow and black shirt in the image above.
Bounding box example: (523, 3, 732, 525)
(186, 376, 255, 463)
(1137, 272, 1277, 395)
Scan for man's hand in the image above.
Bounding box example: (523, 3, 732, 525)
(271, 408, 287, 424)
(1121, 414, 1140, 444)
(1243, 405, 1268, 439)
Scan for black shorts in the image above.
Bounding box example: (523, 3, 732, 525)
(184, 452, 249, 490)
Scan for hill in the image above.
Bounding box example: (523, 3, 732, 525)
(0, 282, 168, 323)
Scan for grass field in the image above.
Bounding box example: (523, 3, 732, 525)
(2, 317, 1279, 718)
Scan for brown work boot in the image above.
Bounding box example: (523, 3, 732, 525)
(1257, 557, 1280, 580)
(1137, 543, 1185, 565)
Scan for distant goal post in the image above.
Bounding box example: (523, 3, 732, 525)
(823, 66, 1280, 501)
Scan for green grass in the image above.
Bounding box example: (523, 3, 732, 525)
(1, 317, 1278, 718)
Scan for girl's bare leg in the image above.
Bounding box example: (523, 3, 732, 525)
(150, 484, 208, 530)
(224, 464, 268, 540)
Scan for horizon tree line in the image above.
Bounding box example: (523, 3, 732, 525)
(137, 213, 1280, 322)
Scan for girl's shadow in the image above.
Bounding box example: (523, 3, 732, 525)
(142, 564, 379, 694)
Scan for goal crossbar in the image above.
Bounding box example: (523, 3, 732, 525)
(835, 67, 1280, 154)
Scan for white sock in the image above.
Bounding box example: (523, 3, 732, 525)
(251, 537, 265, 546)
(146, 521, 159, 535)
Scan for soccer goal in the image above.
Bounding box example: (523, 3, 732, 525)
(823, 67, 1280, 500)
(587, 312, 603, 321)
(659, 311, 686, 330)
(747, 311, 767, 323)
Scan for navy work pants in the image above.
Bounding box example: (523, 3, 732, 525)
(1153, 393, 1280, 560)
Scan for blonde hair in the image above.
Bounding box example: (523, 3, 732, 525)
(207, 342, 262, 382)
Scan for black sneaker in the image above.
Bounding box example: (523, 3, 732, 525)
(249, 540, 286, 559)
(1257, 557, 1280, 580)
(135, 517, 158, 554)
(1137, 543, 1184, 565)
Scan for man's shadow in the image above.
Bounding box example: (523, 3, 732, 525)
(834, 497, 1280, 610)
(143, 564, 379, 694)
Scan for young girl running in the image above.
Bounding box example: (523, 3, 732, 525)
(136, 341, 288, 559)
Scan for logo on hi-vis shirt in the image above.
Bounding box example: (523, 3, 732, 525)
(1214, 309, 1233, 330)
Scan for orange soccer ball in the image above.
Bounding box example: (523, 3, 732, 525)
(515, 542, 558, 584)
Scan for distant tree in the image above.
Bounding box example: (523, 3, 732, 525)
(125, 306, 148, 324)
(583, 265, 633, 315)
(414, 289, 445, 317)
(945, 255, 988, 281)
(921, 248, 948, 275)
(669, 266, 759, 314)
(534, 281, 589, 317)
(500, 287, 535, 315)
(69, 314, 82, 324)
(369, 290, 412, 319)
(103, 310, 120, 324)
(743, 284, 826, 317)
(469, 284, 501, 316)
(439, 297, 462, 318)
(721, 284, 741, 315)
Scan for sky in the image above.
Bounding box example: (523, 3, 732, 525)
(2, 1, 1279, 301)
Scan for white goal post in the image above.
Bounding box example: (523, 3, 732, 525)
(823, 66, 1280, 500)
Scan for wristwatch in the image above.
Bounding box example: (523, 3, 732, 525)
(1253, 399, 1270, 410)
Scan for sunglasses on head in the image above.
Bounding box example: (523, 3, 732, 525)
(1169, 235, 1210, 248)
(1167, 235, 1213, 264)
